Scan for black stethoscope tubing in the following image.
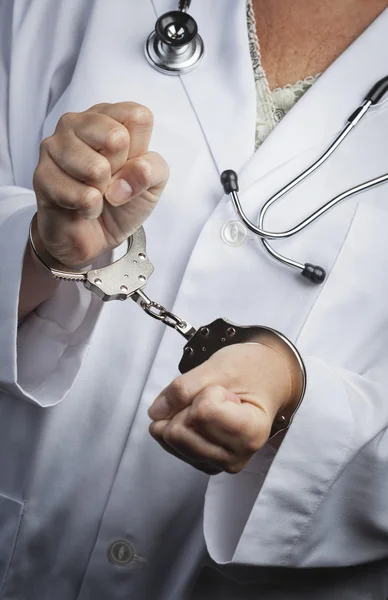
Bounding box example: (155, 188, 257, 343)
(221, 78, 388, 283)
(147, 3, 388, 284)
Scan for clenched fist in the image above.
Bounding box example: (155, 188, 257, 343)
(33, 102, 169, 267)
(148, 342, 303, 475)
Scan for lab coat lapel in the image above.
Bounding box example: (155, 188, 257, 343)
(152, 0, 257, 173)
(239, 8, 388, 192)
(151, 3, 388, 192)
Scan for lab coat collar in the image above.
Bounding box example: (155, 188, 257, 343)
(151, 0, 257, 174)
(238, 7, 388, 190)
(151, 3, 388, 190)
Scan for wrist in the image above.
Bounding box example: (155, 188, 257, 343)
(30, 213, 87, 273)
(253, 329, 306, 441)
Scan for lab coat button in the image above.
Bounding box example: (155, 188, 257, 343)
(221, 220, 247, 246)
(108, 540, 135, 565)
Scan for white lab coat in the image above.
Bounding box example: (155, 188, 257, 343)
(1, 1, 388, 598)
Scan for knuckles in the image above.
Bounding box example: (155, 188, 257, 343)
(126, 103, 154, 128)
(80, 187, 103, 214)
(39, 136, 52, 156)
(85, 157, 111, 184)
(32, 162, 45, 190)
(168, 377, 193, 411)
(189, 397, 217, 429)
(57, 111, 77, 131)
(162, 421, 185, 447)
(105, 127, 130, 153)
(129, 157, 153, 188)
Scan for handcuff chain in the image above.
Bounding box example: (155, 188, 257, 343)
(141, 300, 187, 330)
(132, 289, 197, 340)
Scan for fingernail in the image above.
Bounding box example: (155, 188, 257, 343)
(105, 179, 133, 206)
(148, 396, 170, 421)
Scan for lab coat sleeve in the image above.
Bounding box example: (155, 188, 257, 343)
(203, 203, 388, 569)
(204, 359, 388, 568)
(0, 2, 103, 407)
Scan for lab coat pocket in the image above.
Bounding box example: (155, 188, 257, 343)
(296, 201, 388, 371)
(0, 494, 23, 596)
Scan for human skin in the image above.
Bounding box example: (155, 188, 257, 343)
(148, 0, 388, 471)
(17, 0, 388, 471)
(18, 103, 169, 320)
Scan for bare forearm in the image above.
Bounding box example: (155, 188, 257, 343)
(18, 241, 59, 321)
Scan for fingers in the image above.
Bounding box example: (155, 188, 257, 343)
(34, 156, 104, 219)
(105, 151, 169, 207)
(33, 101, 166, 266)
(149, 388, 268, 475)
(48, 102, 154, 194)
(148, 344, 283, 475)
(72, 112, 130, 177)
(149, 343, 291, 422)
(148, 357, 231, 422)
(39, 103, 166, 213)
(36, 148, 167, 219)
(187, 386, 269, 453)
(150, 407, 231, 475)
(92, 102, 154, 159)
(44, 131, 112, 193)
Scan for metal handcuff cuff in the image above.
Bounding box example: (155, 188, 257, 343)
(29, 215, 306, 440)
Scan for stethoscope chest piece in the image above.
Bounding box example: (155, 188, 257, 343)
(145, 10, 204, 75)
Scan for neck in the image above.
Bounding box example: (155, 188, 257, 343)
(252, 0, 388, 89)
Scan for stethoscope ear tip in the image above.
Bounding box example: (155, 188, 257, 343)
(301, 263, 326, 284)
(221, 170, 239, 194)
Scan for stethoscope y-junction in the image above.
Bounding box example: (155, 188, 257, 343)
(146, 1, 388, 283)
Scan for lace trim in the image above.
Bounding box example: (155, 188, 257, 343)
(272, 75, 322, 94)
(247, 0, 321, 148)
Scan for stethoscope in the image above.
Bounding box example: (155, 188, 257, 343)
(146, 2, 388, 284)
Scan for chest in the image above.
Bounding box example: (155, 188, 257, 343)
(9, 0, 388, 349)
(250, 0, 387, 89)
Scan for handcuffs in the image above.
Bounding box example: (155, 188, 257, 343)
(29, 214, 306, 439)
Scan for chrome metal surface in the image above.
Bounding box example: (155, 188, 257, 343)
(30, 216, 154, 301)
(225, 98, 388, 274)
(179, 318, 306, 439)
(145, 30, 204, 75)
(132, 289, 197, 340)
(257, 101, 376, 271)
(29, 214, 86, 281)
(85, 227, 153, 301)
(259, 174, 388, 271)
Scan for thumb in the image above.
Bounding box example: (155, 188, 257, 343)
(148, 356, 234, 422)
(105, 151, 169, 207)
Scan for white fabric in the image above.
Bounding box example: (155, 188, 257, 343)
(1, 1, 388, 598)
